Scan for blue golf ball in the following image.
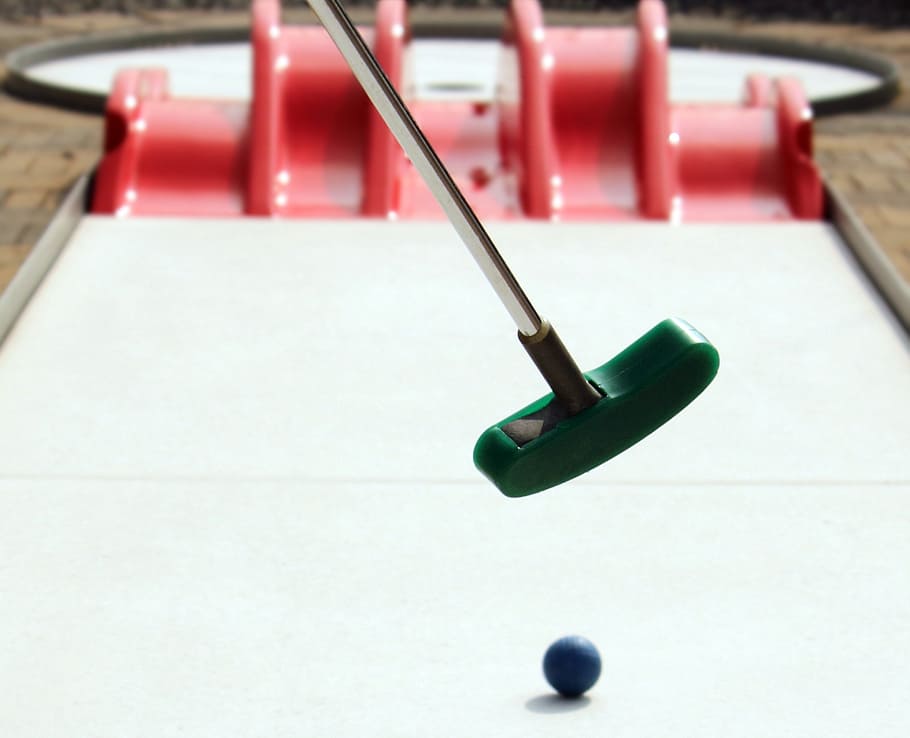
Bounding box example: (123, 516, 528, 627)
(543, 635, 602, 697)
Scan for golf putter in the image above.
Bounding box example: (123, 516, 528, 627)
(309, 0, 719, 497)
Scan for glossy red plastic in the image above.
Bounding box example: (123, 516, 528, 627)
(362, 0, 407, 217)
(92, 68, 248, 216)
(91, 0, 823, 222)
(248, 0, 381, 216)
(637, 0, 673, 219)
(776, 77, 825, 219)
(499, 0, 823, 221)
(499, 0, 556, 218)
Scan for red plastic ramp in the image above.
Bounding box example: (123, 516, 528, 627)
(92, 0, 823, 222)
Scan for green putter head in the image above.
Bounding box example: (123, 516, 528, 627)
(473, 318, 719, 497)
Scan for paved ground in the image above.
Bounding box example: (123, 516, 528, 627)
(0, 8, 907, 294)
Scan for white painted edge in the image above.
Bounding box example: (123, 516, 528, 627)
(0, 173, 90, 348)
(827, 180, 910, 334)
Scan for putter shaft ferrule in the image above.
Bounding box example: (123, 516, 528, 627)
(519, 321, 601, 415)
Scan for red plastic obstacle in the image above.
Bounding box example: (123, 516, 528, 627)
(92, 67, 249, 217)
(245, 0, 405, 216)
(92, 0, 822, 221)
(93, 0, 406, 218)
(499, 0, 822, 220)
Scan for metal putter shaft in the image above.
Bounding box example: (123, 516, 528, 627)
(309, 0, 720, 497)
(306, 0, 599, 415)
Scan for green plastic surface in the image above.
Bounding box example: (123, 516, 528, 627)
(473, 318, 719, 497)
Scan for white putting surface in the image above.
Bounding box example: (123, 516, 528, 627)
(0, 219, 908, 736)
(27, 39, 882, 103)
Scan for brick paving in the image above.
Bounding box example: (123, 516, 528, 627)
(0, 8, 907, 295)
(0, 93, 99, 287)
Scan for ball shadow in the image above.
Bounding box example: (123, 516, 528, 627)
(524, 693, 593, 714)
